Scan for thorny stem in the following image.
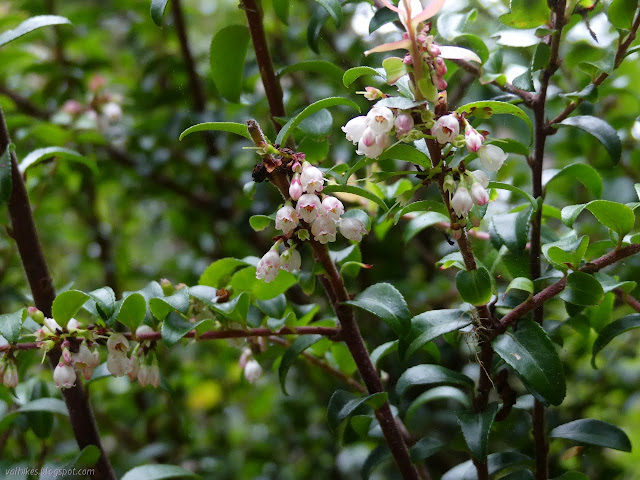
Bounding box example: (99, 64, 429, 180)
(0, 106, 116, 480)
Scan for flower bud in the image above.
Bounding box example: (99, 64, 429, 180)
(428, 43, 441, 56)
(471, 182, 489, 206)
(394, 114, 414, 136)
(128, 355, 140, 381)
(311, 215, 338, 244)
(403, 53, 413, 65)
(339, 217, 368, 242)
(102, 102, 122, 121)
(160, 278, 174, 295)
(276, 205, 299, 235)
(451, 186, 473, 217)
(300, 163, 325, 194)
(280, 248, 302, 273)
(342, 116, 368, 144)
(62, 100, 84, 115)
(465, 124, 484, 153)
(432, 114, 460, 144)
(477, 145, 508, 172)
(362, 87, 383, 100)
(434, 76, 448, 91)
(137, 363, 151, 386)
(149, 361, 160, 388)
(54, 363, 77, 389)
(244, 358, 263, 384)
(256, 248, 281, 283)
(296, 194, 323, 223)
(435, 57, 447, 77)
(3, 361, 18, 388)
(28, 307, 45, 324)
(366, 106, 394, 135)
(88, 75, 105, 92)
(289, 174, 303, 201)
(322, 196, 345, 221)
(471, 170, 490, 188)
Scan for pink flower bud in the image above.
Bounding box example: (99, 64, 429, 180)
(363, 87, 383, 100)
(465, 124, 485, 153)
(367, 106, 395, 135)
(361, 127, 377, 147)
(322, 196, 345, 221)
(256, 248, 281, 283)
(471, 170, 490, 188)
(62, 100, 84, 115)
(296, 194, 323, 223)
(342, 116, 368, 144)
(428, 44, 441, 56)
(471, 182, 489, 206)
(357, 130, 389, 159)
(477, 145, 508, 172)
(280, 248, 302, 272)
(451, 186, 473, 217)
(435, 76, 448, 90)
(289, 174, 303, 200)
(311, 215, 338, 244)
(244, 359, 263, 384)
(300, 163, 325, 194)
(54, 363, 77, 389)
(44, 318, 62, 335)
(88, 75, 105, 92)
(276, 205, 299, 235)
(403, 53, 413, 65)
(432, 114, 460, 144)
(339, 217, 368, 242)
(435, 57, 447, 77)
(394, 114, 414, 136)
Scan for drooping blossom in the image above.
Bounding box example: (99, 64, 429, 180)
(339, 217, 368, 242)
(256, 248, 281, 283)
(451, 186, 473, 217)
(477, 145, 508, 172)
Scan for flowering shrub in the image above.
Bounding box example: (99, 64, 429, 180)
(1, 0, 640, 479)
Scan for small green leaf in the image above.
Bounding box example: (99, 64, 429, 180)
(409, 437, 445, 463)
(369, 7, 398, 33)
(561, 84, 598, 103)
(379, 143, 432, 168)
(314, 0, 343, 27)
(17, 398, 68, 416)
(249, 215, 273, 231)
(493, 320, 566, 406)
(382, 57, 408, 84)
(199, 258, 246, 288)
(0, 309, 26, 344)
(549, 419, 632, 452)
(0, 15, 72, 47)
(117, 293, 147, 331)
(608, 0, 638, 30)
(488, 182, 537, 208)
(456, 403, 499, 460)
(307, 4, 329, 53)
(149, 289, 190, 320)
(273, 0, 289, 24)
(396, 365, 475, 397)
(0, 143, 13, 205)
(506, 277, 534, 296)
(210, 25, 250, 103)
(121, 464, 201, 480)
(26, 381, 53, 439)
(403, 212, 450, 243)
(277, 60, 344, 84)
(345, 283, 411, 336)
(489, 208, 533, 253)
(545, 163, 602, 198)
(322, 184, 388, 212)
(52, 290, 90, 324)
(406, 387, 471, 420)
(230, 266, 297, 300)
(561, 200, 635, 237)
(592, 314, 640, 368)
(405, 309, 472, 358)
(499, 0, 550, 29)
(19, 147, 95, 175)
(276, 97, 360, 145)
(279, 334, 323, 395)
(343, 66, 383, 87)
(370, 340, 398, 368)
(456, 267, 493, 306)
(327, 390, 388, 431)
(161, 311, 209, 347)
(179, 122, 251, 141)
(542, 235, 589, 270)
(559, 272, 604, 307)
(456, 101, 533, 139)
(150, 0, 171, 26)
(557, 116, 621, 164)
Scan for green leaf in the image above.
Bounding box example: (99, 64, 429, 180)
(327, 390, 388, 431)
(199, 258, 246, 288)
(149, 289, 190, 320)
(117, 293, 147, 331)
(396, 365, 475, 397)
(277, 60, 344, 84)
(456, 403, 499, 460)
(591, 314, 640, 368)
(442, 451, 531, 480)
(608, 0, 638, 30)
(488, 182, 537, 208)
(0, 143, 13, 205)
(343, 66, 383, 87)
(561, 84, 598, 103)
(276, 97, 360, 145)
(406, 387, 471, 420)
(370, 340, 398, 368)
(17, 398, 68, 416)
(549, 419, 632, 452)
(0, 309, 26, 344)
(150, 0, 171, 26)
(231, 266, 297, 300)
(489, 208, 533, 253)
(249, 215, 273, 231)
(406, 309, 472, 358)
(179, 122, 251, 141)
(307, 4, 329, 53)
(561, 200, 635, 237)
(456, 101, 533, 139)
(395, 200, 449, 224)
(18, 147, 95, 175)
(210, 25, 250, 103)
(506, 277, 534, 296)
(542, 235, 589, 270)
(409, 437, 445, 463)
(26, 381, 53, 439)
(279, 334, 323, 395)
(559, 272, 604, 306)
(322, 184, 388, 212)
(552, 473, 589, 480)
(65, 445, 101, 470)
(382, 57, 408, 84)
(456, 267, 493, 306)
(557, 116, 621, 164)
(121, 464, 201, 480)
(492, 320, 566, 406)
(161, 311, 210, 347)
(52, 290, 90, 324)
(0, 15, 72, 47)
(545, 163, 602, 198)
(369, 7, 398, 33)
(403, 212, 450, 243)
(345, 283, 411, 336)
(273, 0, 289, 24)
(378, 143, 431, 168)
(314, 0, 343, 28)
(499, 0, 550, 29)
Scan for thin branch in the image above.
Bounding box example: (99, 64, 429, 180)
(615, 288, 640, 313)
(1, 106, 116, 480)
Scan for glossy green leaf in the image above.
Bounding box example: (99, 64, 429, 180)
(542, 235, 589, 271)
(0, 143, 12, 206)
(210, 25, 250, 103)
(456, 403, 499, 460)
(394, 200, 449, 224)
(442, 451, 530, 480)
(150, 0, 171, 26)
(561, 84, 598, 103)
(249, 215, 273, 232)
(396, 364, 475, 397)
(493, 320, 566, 406)
(0, 308, 26, 344)
(561, 200, 635, 236)
(557, 116, 621, 164)
(19, 147, 95, 175)
(345, 283, 411, 336)
(488, 182, 537, 208)
(489, 208, 533, 252)
(149, 289, 190, 320)
(199, 258, 247, 288)
(231, 266, 297, 300)
(161, 311, 210, 347)
(456, 267, 493, 306)
(370, 340, 398, 368)
(0, 15, 71, 47)
(276, 97, 360, 145)
(382, 57, 408, 84)
(117, 293, 147, 331)
(559, 272, 604, 306)
(277, 60, 344, 84)
(506, 277, 534, 296)
(499, 0, 550, 29)
(591, 314, 640, 368)
(314, 0, 343, 28)
(273, 0, 289, 24)
(545, 163, 602, 198)
(17, 398, 68, 416)
(52, 290, 90, 324)
(327, 390, 388, 431)
(378, 143, 431, 168)
(279, 334, 323, 395)
(343, 66, 383, 87)
(179, 122, 251, 141)
(307, 5, 330, 53)
(608, 0, 638, 30)
(406, 309, 472, 358)
(361, 445, 390, 480)
(322, 184, 388, 212)
(121, 464, 200, 480)
(549, 419, 632, 451)
(406, 386, 471, 420)
(409, 437, 445, 463)
(25, 381, 53, 439)
(369, 7, 398, 33)
(403, 212, 450, 243)
(456, 101, 533, 137)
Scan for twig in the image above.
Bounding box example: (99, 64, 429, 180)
(615, 288, 640, 313)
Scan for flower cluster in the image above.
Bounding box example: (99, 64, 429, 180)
(256, 162, 368, 283)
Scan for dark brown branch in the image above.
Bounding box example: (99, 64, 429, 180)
(0, 84, 50, 120)
(615, 288, 640, 313)
(1, 106, 116, 480)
